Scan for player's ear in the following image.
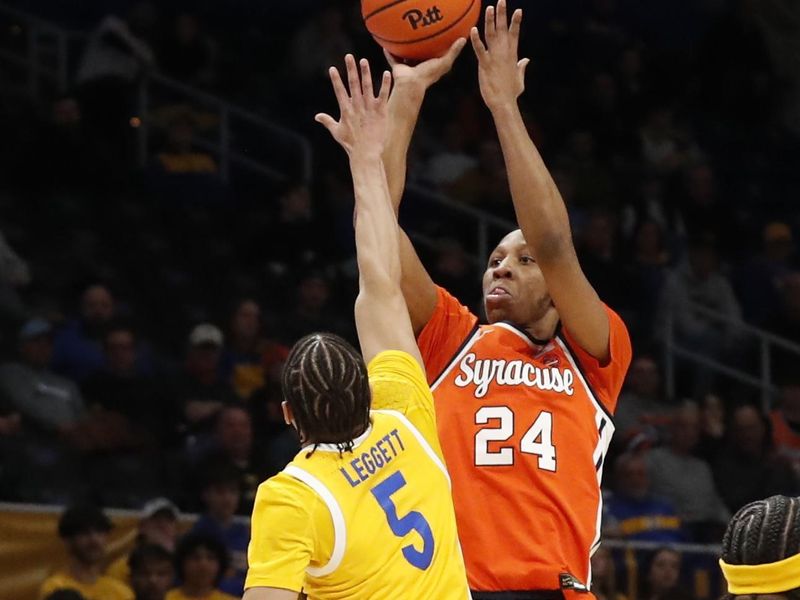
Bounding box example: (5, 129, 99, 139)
(282, 401, 293, 427)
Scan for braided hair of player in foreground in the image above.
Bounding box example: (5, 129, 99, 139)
(281, 332, 370, 455)
(720, 495, 800, 599)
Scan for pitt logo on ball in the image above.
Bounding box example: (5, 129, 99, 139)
(402, 6, 444, 30)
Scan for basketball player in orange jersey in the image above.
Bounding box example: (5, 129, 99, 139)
(379, 1, 633, 598)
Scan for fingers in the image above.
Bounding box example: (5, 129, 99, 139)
(378, 70, 392, 103)
(509, 8, 523, 49)
(314, 112, 337, 133)
(328, 66, 349, 110)
(517, 57, 530, 81)
(383, 49, 399, 69)
(484, 4, 496, 45)
(442, 37, 467, 66)
(360, 58, 374, 99)
(470, 27, 487, 60)
(495, 0, 507, 40)
(344, 54, 364, 110)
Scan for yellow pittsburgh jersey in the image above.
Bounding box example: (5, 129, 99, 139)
(245, 350, 470, 599)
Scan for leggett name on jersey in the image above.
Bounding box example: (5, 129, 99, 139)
(453, 352, 575, 399)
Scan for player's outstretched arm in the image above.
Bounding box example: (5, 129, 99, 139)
(472, 0, 610, 361)
(316, 55, 423, 368)
(243, 587, 299, 600)
(382, 41, 466, 336)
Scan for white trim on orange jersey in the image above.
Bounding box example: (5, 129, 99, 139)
(284, 465, 347, 578)
(430, 327, 488, 392)
(554, 337, 616, 589)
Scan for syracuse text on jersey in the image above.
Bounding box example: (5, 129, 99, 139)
(453, 351, 575, 399)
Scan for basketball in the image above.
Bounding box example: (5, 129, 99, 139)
(362, 0, 481, 61)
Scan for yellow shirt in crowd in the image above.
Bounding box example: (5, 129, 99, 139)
(40, 571, 134, 600)
(165, 588, 238, 600)
(245, 350, 470, 600)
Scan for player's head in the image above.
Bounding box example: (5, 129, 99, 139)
(281, 333, 370, 452)
(482, 229, 554, 328)
(720, 495, 800, 600)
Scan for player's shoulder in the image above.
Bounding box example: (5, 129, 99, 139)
(255, 468, 319, 509)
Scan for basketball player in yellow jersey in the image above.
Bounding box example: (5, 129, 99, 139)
(242, 55, 471, 600)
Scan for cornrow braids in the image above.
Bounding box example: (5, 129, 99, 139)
(282, 333, 371, 456)
(721, 495, 800, 600)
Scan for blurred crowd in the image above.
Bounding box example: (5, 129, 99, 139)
(1, 0, 800, 599)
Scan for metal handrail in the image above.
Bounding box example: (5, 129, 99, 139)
(0, 1, 312, 184)
(663, 298, 800, 411)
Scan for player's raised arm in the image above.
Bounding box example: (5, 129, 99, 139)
(316, 55, 423, 367)
(382, 42, 465, 336)
(471, 0, 610, 361)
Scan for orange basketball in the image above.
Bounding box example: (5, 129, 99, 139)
(362, 0, 481, 61)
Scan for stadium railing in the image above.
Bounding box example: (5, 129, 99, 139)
(0, 2, 311, 185)
(663, 301, 800, 411)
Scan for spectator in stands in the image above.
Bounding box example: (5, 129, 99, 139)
(605, 452, 683, 543)
(764, 272, 800, 384)
(154, 110, 217, 176)
(642, 548, 693, 600)
(578, 210, 627, 310)
(735, 222, 797, 325)
(425, 119, 478, 188)
(771, 383, 800, 481)
(107, 498, 180, 585)
(289, 6, 353, 83)
(260, 184, 325, 270)
(0, 228, 31, 327)
(646, 402, 730, 542)
(159, 13, 217, 87)
(591, 546, 627, 600)
(247, 370, 299, 478)
(430, 238, 479, 310)
(624, 220, 670, 344)
(696, 393, 726, 461)
(189, 463, 248, 596)
(81, 323, 173, 448)
(656, 234, 742, 395)
(279, 273, 353, 344)
(52, 284, 115, 382)
(713, 404, 798, 514)
(166, 533, 235, 600)
(196, 405, 267, 515)
(0, 318, 85, 433)
(615, 356, 672, 440)
(220, 299, 267, 401)
(74, 4, 156, 160)
(172, 324, 234, 440)
(44, 591, 87, 600)
(129, 544, 174, 600)
(640, 108, 691, 176)
(40, 505, 134, 600)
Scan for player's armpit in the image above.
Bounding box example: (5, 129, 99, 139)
(242, 587, 301, 600)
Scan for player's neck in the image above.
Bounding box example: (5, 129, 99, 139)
(525, 308, 560, 342)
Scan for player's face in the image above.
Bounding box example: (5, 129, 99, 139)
(482, 230, 552, 327)
(131, 559, 174, 600)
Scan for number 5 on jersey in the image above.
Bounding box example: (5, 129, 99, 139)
(371, 470, 435, 570)
(475, 407, 557, 471)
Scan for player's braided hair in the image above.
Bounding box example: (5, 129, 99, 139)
(721, 495, 800, 600)
(282, 332, 371, 456)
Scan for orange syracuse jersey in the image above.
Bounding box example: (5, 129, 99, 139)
(418, 286, 632, 593)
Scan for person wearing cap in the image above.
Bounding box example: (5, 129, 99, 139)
(40, 505, 134, 600)
(0, 318, 86, 432)
(170, 323, 234, 441)
(107, 498, 181, 584)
